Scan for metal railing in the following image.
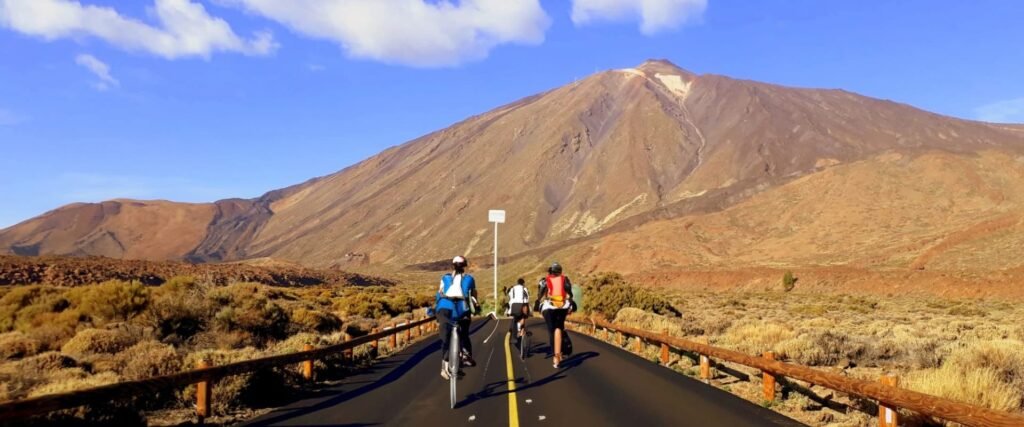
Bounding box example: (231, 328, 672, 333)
(566, 316, 1024, 427)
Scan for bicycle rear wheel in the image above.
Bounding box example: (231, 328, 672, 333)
(449, 325, 459, 409)
(520, 326, 529, 360)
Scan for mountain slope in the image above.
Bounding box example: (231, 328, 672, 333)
(3, 60, 1024, 268)
(561, 150, 1024, 275)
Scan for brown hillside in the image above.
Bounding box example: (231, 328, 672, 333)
(2, 60, 1024, 273)
(559, 150, 1024, 274)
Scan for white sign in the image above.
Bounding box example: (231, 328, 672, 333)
(488, 209, 505, 223)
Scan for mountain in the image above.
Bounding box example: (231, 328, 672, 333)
(3, 60, 1024, 273)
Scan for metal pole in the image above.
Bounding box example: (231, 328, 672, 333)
(493, 220, 498, 316)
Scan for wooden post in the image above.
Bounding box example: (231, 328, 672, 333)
(699, 337, 711, 382)
(388, 328, 397, 351)
(879, 375, 899, 427)
(405, 323, 412, 342)
(302, 344, 314, 381)
(634, 336, 643, 353)
(660, 329, 670, 366)
(196, 359, 211, 423)
(616, 331, 623, 346)
(763, 351, 776, 402)
(370, 328, 379, 357)
(343, 333, 353, 362)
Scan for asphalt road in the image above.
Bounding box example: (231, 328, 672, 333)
(241, 317, 805, 426)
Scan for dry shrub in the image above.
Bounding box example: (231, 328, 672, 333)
(906, 367, 1021, 412)
(269, 332, 319, 355)
(905, 340, 1024, 414)
(776, 331, 865, 366)
(115, 341, 181, 380)
(181, 347, 290, 412)
(61, 328, 136, 356)
(14, 351, 78, 372)
(0, 331, 41, 360)
(0, 363, 43, 402)
(291, 308, 342, 333)
(23, 310, 82, 351)
(867, 325, 947, 369)
(614, 307, 690, 337)
(28, 368, 121, 398)
(944, 340, 1024, 391)
(720, 322, 795, 355)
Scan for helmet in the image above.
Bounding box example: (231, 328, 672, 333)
(452, 256, 468, 269)
(548, 262, 562, 275)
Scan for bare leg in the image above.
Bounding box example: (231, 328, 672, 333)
(554, 327, 562, 366)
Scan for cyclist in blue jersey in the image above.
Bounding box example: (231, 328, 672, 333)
(433, 256, 479, 379)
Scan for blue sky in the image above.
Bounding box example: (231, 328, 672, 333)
(2, 0, 1024, 228)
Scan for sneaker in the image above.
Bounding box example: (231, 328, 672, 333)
(441, 361, 451, 380)
(462, 355, 477, 367)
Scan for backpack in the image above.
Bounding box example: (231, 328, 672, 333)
(546, 274, 567, 306)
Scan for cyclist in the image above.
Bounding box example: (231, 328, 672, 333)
(535, 262, 574, 368)
(507, 278, 530, 344)
(433, 255, 479, 379)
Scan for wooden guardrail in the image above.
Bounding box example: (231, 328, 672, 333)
(566, 316, 1024, 427)
(0, 316, 437, 423)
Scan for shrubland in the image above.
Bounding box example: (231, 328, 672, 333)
(0, 276, 434, 426)
(590, 284, 1024, 426)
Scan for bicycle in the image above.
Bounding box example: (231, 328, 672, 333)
(519, 323, 531, 360)
(447, 318, 459, 409)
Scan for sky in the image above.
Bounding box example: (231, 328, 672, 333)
(2, 0, 1024, 228)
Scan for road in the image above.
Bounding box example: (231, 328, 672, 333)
(242, 317, 805, 426)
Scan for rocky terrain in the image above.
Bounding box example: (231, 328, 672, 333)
(0, 255, 393, 288)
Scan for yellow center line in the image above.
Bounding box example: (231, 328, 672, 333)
(503, 331, 520, 427)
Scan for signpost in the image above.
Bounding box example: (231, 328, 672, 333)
(488, 210, 505, 317)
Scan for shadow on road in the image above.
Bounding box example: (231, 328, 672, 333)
(245, 318, 494, 426)
(457, 350, 600, 409)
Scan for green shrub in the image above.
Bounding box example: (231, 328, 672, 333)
(0, 286, 69, 333)
(581, 272, 680, 318)
(782, 271, 797, 292)
(148, 280, 212, 343)
(68, 280, 151, 324)
(334, 293, 387, 318)
(213, 297, 290, 345)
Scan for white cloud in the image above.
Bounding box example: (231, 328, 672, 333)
(571, 0, 707, 35)
(75, 53, 118, 90)
(975, 97, 1024, 124)
(307, 63, 326, 72)
(0, 0, 277, 59)
(0, 108, 28, 126)
(222, 0, 550, 67)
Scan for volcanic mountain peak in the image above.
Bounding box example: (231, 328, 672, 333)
(4, 62, 1024, 270)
